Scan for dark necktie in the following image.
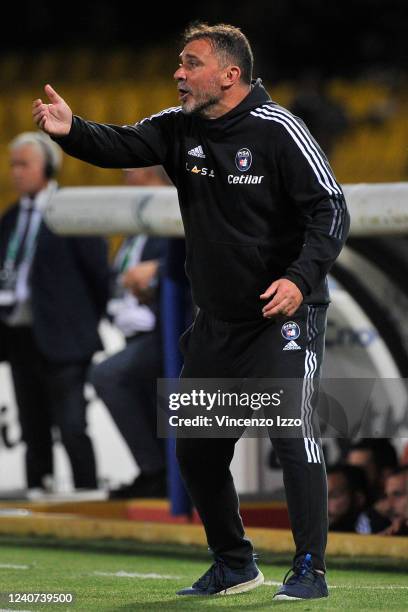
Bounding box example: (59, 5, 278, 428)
(14, 201, 35, 268)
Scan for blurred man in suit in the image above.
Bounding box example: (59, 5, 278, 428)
(90, 167, 168, 498)
(0, 131, 109, 494)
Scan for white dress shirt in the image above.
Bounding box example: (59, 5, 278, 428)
(107, 235, 156, 338)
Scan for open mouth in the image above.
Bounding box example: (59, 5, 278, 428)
(178, 87, 191, 102)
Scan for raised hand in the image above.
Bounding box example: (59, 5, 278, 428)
(32, 84, 73, 136)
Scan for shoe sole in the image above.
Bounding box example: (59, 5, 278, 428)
(273, 594, 304, 601)
(217, 570, 264, 596)
(273, 593, 328, 601)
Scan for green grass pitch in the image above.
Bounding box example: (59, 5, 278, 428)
(0, 538, 407, 610)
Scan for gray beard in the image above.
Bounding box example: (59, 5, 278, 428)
(182, 95, 221, 118)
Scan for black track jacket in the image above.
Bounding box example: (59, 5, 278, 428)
(53, 79, 350, 321)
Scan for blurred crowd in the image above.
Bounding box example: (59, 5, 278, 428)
(328, 440, 408, 536)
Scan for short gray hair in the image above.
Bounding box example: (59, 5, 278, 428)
(182, 22, 254, 85)
(9, 131, 62, 175)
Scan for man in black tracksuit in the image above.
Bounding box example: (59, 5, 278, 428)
(33, 23, 349, 601)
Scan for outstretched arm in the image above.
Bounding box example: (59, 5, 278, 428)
(32, 84, 172, 169)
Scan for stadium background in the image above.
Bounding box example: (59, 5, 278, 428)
(1, 0, 408, 208)
(0, 2, 408, 608)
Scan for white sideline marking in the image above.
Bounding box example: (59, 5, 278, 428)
(0, 564, 29, 570)
(93, 570, 181, 579)
(329, 586, 408, 590)
(264, 580, 408, 590)
(0, 609, 33, 612)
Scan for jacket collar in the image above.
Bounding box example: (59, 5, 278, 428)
(20, 180, 58, 213)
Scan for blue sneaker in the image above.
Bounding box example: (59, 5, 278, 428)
(176, 556, 264, 596)
(273, 553, 328, 601)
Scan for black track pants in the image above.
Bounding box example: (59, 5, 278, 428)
(176, 304, 328, 571)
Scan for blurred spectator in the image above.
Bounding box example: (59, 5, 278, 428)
(346, 438, 398, 505)
(327, 464, 390, 534)
(380, 467, 408, 535)
(90, 166, 168, 499)
(289, 71, 349, 158)
(0, 132, 109, 494)
(289, 70, 392, 161)
(328, 464, 367, 532)
(400, 440, 408, 466)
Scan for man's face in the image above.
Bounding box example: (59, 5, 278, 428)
(384, 474, 408, 520)
(174, 38, 225, 116)
(347, 449, 377, 486)
(328, 473, 352, 525)
(10, 144, 48, 196)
